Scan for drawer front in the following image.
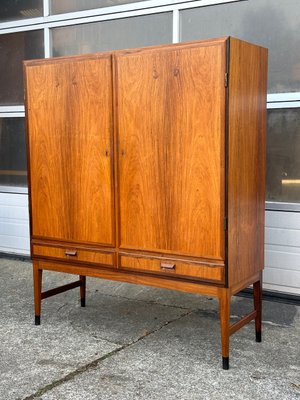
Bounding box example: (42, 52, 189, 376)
(32, 244, 114, 266)
(120, 255, 224, 283)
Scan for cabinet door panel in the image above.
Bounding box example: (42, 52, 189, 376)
(116, 43, 226, 259)
(26, 56, 114, 245)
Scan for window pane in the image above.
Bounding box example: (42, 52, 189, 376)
(51, 13, 172, 56)
(0, 30, 44, 105)
(51, 0, 142, 14)
(267, 109, 300, 203)
(0, 118, 27, 188)
(0, 0, 43, 22)
(180, 0, 300, 93)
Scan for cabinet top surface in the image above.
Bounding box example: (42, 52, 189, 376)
(24, 36, 235, 68)
(24, 36, 267, 68)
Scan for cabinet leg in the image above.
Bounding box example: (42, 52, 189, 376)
(80, 275, 86, 307)
(253, 273, 262, 342)
(219, 289, 231, 370)
(33, 262, 43, 325)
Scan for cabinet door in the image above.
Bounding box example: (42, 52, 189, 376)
(26, 55, 114, 245)
(116, 41, 226, 259)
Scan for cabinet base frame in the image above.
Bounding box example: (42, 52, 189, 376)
(32, 260, 262, 370)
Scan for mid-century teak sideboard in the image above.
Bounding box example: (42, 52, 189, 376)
(24, 37, 268, 370)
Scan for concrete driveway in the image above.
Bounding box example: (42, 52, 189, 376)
(0, 258, 299, 400)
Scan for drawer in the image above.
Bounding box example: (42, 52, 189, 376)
(32, 244, 114, 266)
(120, 255, 224, 283)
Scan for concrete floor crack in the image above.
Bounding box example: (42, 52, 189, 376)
(22, 309, 193, 399)
(21, 346, 126, 400)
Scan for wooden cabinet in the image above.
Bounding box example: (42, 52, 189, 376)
(24, 37, 268, 370)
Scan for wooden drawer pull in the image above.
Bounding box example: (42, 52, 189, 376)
(65, 250, 77, 257)
(160, 262, 175, 270)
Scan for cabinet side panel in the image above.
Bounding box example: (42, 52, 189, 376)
(116, 42, 226, 259)
(228, 38, 268, 286)
(25, 57, 114, 245)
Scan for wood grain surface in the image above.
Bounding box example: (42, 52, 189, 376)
(25, 56, 114, 245)
(32, 244, 114, 266)
(115, 41, 226, 259)
(37, 259, 223, 297)
(227, 37, 268, 286)
(120, 254, 224, 282)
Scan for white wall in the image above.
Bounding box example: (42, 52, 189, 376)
(264, 210, 300, 295)
(0, 193, 299, 295)
(0, 192, 30, 255)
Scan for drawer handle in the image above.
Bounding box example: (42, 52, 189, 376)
(160, 262, 175, 270)
(65, 250, 77, 257)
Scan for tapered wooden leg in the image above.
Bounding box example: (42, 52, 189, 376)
(219, 289, 231, 370)
(33, 261, 43, 325)
(80, 275, 86, 307)
(253, 273, 262, 342)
